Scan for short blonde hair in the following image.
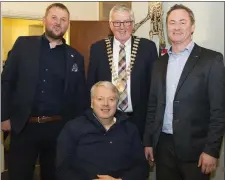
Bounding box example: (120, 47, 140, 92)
(91, 81, 119, 101)
(109, 4, 135, 23)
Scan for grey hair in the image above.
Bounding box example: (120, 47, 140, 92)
(90, 81, 120, 101)
(109, 4, 135, 23)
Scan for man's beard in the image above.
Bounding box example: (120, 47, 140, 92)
(45, 28, 64, 40)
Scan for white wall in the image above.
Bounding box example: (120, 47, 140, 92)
(1, 2, 99, 20)
(132, 2, 150, 40)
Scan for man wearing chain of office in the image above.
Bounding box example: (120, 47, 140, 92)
(87, 4, 158, 139)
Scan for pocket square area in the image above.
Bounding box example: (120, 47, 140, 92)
(71, 63, 78, 72)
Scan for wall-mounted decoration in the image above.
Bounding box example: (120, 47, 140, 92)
(133, 2, 166, 56)
(99, 2, 131, 21)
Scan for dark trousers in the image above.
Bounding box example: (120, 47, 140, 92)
(8, 120, 65, 180)
(155, 132, 210, 180)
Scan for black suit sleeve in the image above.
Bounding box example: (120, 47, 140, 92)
(56, 122, 83, 180)
(1, 37, 21, 121)
(143, 61, 158, 147)
(203, 53, 225, 158)
(122, 127, 149, 180)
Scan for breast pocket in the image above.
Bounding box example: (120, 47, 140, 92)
(188, 73, 205, 80)
(186, 73, 206, 92)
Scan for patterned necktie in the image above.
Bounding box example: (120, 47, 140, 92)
(118, 44, 128, 111)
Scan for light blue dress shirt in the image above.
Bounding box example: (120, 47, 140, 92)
(162, 41, 195, 134)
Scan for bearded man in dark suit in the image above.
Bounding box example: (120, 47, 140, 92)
(1, 3, 87, 180)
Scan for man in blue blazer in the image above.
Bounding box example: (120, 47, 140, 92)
(1, 3, 87, 180)
(87, 4, 158, 139)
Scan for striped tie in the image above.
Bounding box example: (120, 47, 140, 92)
(118, 44, 128, 111)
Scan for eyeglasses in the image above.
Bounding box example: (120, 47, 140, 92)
(111, 21, 133, 27)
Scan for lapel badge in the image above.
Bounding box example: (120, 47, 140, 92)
(71, 63, 78, 72)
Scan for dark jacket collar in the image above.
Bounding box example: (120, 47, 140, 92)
(41, 33, 66, 44)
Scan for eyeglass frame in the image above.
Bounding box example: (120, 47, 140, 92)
(110, 20, 134, 27)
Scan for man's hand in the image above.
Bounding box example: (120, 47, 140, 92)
(144, 147, 154, 166)
(1, 120, 11, 131)
(93, 175, 122, 180)
(198, 152, 218, 174)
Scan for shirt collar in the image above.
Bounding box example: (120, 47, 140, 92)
(113, 36, 132, 48)
(168, 41, 195, 55)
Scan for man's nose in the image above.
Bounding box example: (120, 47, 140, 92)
(55, 19, 60, 25)
(174, 24, 181, 30)
(103, 99, 109, 105)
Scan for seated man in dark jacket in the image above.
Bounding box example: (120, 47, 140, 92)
(56, 81, 148, 180)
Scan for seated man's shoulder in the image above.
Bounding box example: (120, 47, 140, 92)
(64, 115, 87, 131)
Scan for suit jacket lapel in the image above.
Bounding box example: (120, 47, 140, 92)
(30, 36, 41, 84)
(130, 36, 138, 107)
(174, 44, 201, 97)
(161, 54, 169, 104)
(108, 36, 114, 80)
